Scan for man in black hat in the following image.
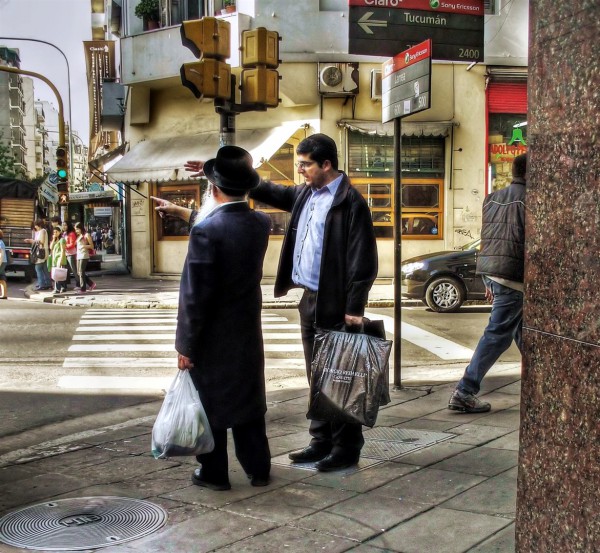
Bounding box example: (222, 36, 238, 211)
(173, 146, 272, 491)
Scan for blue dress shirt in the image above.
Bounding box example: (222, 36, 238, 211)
(292, 174, 343, 291)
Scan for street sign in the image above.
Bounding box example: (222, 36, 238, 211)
(40, 181, 59, 204)
(348, 0, 484, 62)
(382, 39, 432, 123)
(48, 171, 58, 185)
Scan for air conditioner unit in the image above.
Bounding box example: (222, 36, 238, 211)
(370, 69, 382, 101)
(484, 0, 502, 15)
(318, 63, 359, 96)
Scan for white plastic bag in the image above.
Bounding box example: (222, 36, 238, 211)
(151, 370, 215, 459)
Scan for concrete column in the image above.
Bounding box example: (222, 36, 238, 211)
(516, 1, 600, 551)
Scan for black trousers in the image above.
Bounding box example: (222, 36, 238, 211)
(196, 416, 271, 484)
(298, 289, 364, 456)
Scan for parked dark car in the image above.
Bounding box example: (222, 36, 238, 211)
(401, 239, 486, 312)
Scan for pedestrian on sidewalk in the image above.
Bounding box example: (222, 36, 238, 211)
(0, 229, 8, 299)
(25, 220, 51, 291)
(49, 226, 68, 294)
(62, 221, 77, 288)
(183, 134, 378, 472)
(174, 146, 272, 491)
(448, 153, 527, 414)
(74, 223, 96, 293)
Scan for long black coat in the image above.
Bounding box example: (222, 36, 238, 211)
(251, 173, 378, 328)
(175, 203, 271, 429)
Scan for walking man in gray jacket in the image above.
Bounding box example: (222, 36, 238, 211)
(448, 153, 527, 413)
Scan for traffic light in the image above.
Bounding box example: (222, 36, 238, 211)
(180, 17, 231, 100)
(56, 146, 69, 192)
(240, 28, 281, 108)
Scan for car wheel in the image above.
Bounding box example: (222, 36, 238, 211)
(425, 277, 465, 312)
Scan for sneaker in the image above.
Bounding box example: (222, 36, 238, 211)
(73, 287, 82, 292)
(89, 281, 97, 291)
(448, 388, 491, 413)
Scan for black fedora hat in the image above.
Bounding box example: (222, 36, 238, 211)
(203, 146, 260, 192)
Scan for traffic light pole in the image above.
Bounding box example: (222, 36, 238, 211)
(0, 37, 74, 182)
(0, 65, 66, 148)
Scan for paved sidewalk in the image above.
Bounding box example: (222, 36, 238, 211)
(4, 253, 520, 552)
(0, 373, 520, 553)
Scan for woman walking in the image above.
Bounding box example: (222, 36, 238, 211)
(49, 226, 68, 294)
(74, 222, 96, 292)
(62, 221, 77, 289)
(25, 220, 51, 291)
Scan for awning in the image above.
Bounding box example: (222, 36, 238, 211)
(106, 123, 305, 183)
(338, 119, 457, 138)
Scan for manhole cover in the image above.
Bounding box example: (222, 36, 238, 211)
(0, 496, 168, 551)
(361, 427, 455, 460)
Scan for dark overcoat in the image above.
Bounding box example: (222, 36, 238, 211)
(175, 202, 271, 429)
(251, 173, 378, 328)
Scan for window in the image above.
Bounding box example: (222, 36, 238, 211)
(160, 0, 204, 26)
(155, 183, 202, 239)
(488, 113, 527, 192)
(348, 131, 445, 239)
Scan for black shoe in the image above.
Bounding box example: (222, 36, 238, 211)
(288, 445, 330, 463)
(448, 388, 491, 413)
(246, 474, 271, 487)
(191, 468, 231, 491)
(315, 452, 359, 472)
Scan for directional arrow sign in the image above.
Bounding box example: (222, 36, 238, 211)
(348, 0, 484, 62)
(358, 12, 388, 34)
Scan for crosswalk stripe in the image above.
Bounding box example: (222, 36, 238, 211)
(58, 376, 174, 390)
(78, 318, 176, 325)
(76, 325, 177, 332)
(64, 357, 176, 368)
(72, 334, 176, 341)
(365, 311, 474, 360)
(68, 344, 175, 352)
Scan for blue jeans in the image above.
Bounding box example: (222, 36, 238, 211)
(34, 262, 52, 288)
(458, 277, 523, 395)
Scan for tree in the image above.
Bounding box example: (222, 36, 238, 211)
(0, 132, 18, 179)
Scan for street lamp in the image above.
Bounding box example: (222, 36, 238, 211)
(0, 36, 74, 181)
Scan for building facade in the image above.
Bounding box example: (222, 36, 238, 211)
(0, 46, 27, 180)
(106, 0, 529, 279)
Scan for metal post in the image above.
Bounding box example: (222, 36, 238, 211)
(0, 65, 65, 147)
(393, 118, 403, 389)
(0, 37, 74, 182)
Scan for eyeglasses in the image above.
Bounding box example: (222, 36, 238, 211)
(295, 161, 316, 169)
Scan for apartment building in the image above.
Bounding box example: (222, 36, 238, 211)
(104, 0, 529, 278)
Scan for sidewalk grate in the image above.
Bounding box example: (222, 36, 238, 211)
(0, 496, 167, 551)
(273, 428, 455, 473)
(361, 427, 455, 461)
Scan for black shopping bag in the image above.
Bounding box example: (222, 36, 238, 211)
(307, 324, 393, 427)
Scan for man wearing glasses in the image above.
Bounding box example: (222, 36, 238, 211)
(251, 133, 378, 472)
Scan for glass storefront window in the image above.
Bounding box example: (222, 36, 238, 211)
(155, 183, 202, 239)
(348, 131, 445, 239)
(488, 113, 527, 192)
